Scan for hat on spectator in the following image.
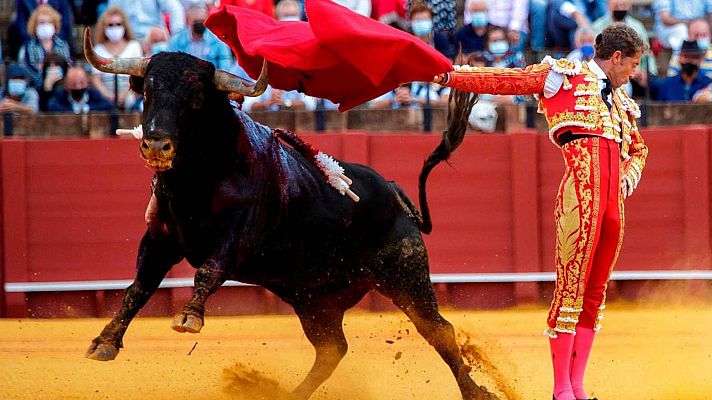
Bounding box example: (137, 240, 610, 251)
(680, 40, 706, 57)
(7, 64, 27, 79)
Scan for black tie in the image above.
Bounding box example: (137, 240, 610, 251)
(600, 78, 612, 110)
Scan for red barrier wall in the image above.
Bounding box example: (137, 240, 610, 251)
(2, 128, 711, 317)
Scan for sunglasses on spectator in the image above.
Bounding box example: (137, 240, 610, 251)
(107, 23, 124, 27)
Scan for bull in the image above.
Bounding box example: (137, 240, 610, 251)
(82, 28, 495, 400)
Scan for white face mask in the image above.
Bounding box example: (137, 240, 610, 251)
(278, 15, 301, 22)
(105, 26, 125, 42)
(36, 22, 56, 40)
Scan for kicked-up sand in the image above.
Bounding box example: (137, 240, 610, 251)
(1, 302, 710, 400)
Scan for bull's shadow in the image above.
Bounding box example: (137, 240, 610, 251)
(81, 29, 496, 400)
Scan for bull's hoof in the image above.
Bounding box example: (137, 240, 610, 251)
(171, 313, 203, 333)
(85, 342, 119, 361)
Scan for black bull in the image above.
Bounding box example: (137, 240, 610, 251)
(83, 42, 496, 399)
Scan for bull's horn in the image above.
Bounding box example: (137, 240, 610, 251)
(83, 27, 148, 76)
(214, 59, 269, 96)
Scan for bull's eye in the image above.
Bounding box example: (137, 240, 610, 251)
(162, 143, 172, 151)
(142, 142, 149, 149)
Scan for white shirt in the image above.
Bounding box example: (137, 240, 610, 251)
(543, 59, 611, 106)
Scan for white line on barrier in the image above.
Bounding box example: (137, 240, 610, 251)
(4, 270, 712, 293)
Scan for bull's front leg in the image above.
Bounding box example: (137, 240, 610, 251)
(171, 210, 247, 334)
(171, 259, 227, 333)
(85, 231, 183, 361)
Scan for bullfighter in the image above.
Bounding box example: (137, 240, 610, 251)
(434, 23, 649, 400)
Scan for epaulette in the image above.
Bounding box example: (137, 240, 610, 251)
(541, 56, 582, 76)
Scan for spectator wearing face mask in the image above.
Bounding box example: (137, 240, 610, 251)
(107, 0, 185, 41)
(566, 26, 596, 62)
(667, 19, 712, 80)
(47, 66, 116, 113)
(168, 4, 234, 70)
(8, 0, 74, 59)
(406, 0, 456, 32)
(90, 6, 143, 110)
(484, 0, 529, 52)
(651, 40, 711, 102)
(0, 64, 39, 115)
(17, 5, 71, 91)
(409, 1, 454, 59)
(39, 51, 69, 111)
(484, 26, 525, 69)
(456, 0, 488, 55)
(592, 0, 657, 89)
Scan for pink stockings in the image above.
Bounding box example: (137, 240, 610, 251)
(549, 328, 596, 400)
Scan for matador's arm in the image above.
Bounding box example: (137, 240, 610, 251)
(433, 63, 554, 96)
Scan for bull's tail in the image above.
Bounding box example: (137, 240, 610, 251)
(418, 88, 478, 234)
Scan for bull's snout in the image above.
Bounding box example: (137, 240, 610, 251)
(140, 137, 175, 171)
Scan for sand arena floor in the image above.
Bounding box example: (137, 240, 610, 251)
(1, 303, 711, 400)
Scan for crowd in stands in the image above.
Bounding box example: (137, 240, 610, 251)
(1, 0, 712, 128)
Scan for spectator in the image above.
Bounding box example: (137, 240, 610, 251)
(0, 64, 39, 115)
(529, 0, 548, 51)
(332, 0, 371, 17)
(566, 26, 596, 61)
(275, 0, 302, 21)
(39, 52, 70, 111)
(17, 5, 72, 91)
(547, 0, 594, 49)
(371, 0, 408, 30)
(456, 0, 488, 55)
(107, 0, 185, 41)
(484, 26, 525, 68)
(7, 0, 74, 58)
(47, 66, 115, 113)
(369, 83, 421, 109)
(652, 40, 712, 102)
(143, 27, 170, 56)
(668, 19, 712, 79)
(409, 1, 454, 59)
(242, 86, 310, 111)
(90, 6, 142, 110)
(652, 0, 712, 50)
(485, 0, 529, 52)
(218, 0, 274, 17)
(168, 5, 234, 70)
(406, 0, 456, 32)
(592, 0, 658, 85)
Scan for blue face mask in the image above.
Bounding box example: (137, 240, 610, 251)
(488, 40, 509, 55)
(470, 12, 488, 28)
(7, 79, 27, 97)
(581, 44, 595, 59)
(412, 19, 433, 36)
(698, 38, 710, 51)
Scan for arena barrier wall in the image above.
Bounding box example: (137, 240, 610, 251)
(2, 127, 711, 317)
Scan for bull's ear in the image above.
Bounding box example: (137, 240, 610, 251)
(129, 75, 145, 94)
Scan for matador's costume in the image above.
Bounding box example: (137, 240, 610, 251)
(434, 57, 648, 400)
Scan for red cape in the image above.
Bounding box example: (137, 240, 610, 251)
(205, 0, 453, 111)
